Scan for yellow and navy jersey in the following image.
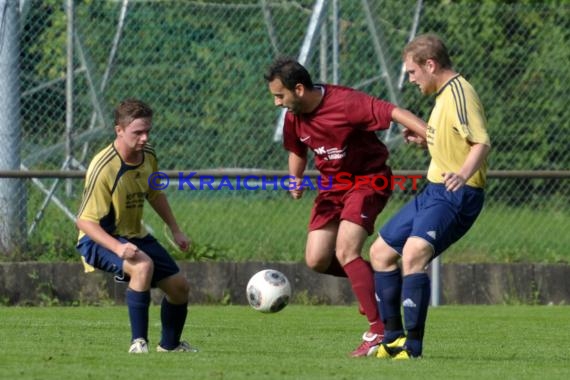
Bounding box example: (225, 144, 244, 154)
(426, 75, 491, 188)
(76, 143, 162, 241)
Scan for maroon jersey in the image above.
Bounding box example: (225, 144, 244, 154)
(283, 84, 396, 188)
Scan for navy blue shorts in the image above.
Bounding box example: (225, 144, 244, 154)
(76, 234, 180, 287)
(379, 183, 484, 258)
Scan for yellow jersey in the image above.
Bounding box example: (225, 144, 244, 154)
(426, 75, 490, 188)
(76, 143, 162, 241)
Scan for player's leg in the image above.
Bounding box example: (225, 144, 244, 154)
(305, 222, 339, 273)
(335, 221, 376, 328)
(122, 254, 154, 352)
(335, 220, 385, 356)
(338, 186, 391, 356)
(305, 191, 345, 276)
(396, 184, 486, 359)
(387, 184, 448, 359)
(122, 253, 154, 291)
(370, 193, 418, 358)
(138, 235, 195, 352)
(156, 273, 194, 352)
(395, 184, 459, 359)
(370, 236, 405, 350)
(396, 237, 433, 359)
(77, 236, 154, 352)
(339, 184, 390, 331)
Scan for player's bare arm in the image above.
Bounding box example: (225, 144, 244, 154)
(402, 127, 428, 148)
(442, 142, 491, 191)
(288, 151, 307, 199)
(148, 193, 190, 251)
(390, 107, 427, 140)
(76, 218, 140, 259)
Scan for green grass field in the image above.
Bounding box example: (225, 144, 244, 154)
(0, 305, 568, 379)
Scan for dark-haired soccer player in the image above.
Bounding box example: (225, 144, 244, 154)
(371, 33, 491, 359)
(76, 98, 197, 353)
(264, 58, 427, 357)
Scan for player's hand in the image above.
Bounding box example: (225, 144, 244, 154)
(402, 128, 427, 148)
(289, 177, 304, 199)
(290, 188, 304, 199)
(172, 231, 191, 252)
(117, 242, 141, 260)
(442, 172, 466, 192)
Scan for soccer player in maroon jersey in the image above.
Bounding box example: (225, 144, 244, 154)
(264, 58, 427, 357)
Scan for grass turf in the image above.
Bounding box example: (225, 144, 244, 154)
(0, 305, 568, 379)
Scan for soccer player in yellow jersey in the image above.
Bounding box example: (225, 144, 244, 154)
(370, 34, 491, 359)
(76, 99, 197, 354)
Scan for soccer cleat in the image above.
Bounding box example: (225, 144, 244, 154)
(156, 340, 199, 353)
(375, 336, 406, 359)
(128, 338, 149, 354)
(392, 346, 422, 360)
(350, 332, 383, 357)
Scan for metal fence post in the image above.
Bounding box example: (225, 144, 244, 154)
(0, 0, 25, 254)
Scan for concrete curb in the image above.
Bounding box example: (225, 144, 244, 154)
(0, 261, 568, 305)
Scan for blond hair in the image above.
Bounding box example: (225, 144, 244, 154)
(403, 33, 453, 69)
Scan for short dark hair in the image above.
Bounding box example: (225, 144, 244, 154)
(264, 57, 314, 91)
(403, 33, 453, 70)
(114, 98, 153, 128)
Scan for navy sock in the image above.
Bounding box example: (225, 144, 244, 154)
(402, 273, 430, 356)
(126, 288, 150, 342)
(159, 298, 188, 349)
(374, 269, 403, 342)
(404, 338, 423, 357)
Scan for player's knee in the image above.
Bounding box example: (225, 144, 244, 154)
(304, 253, 328, 273)
(130, 257, 154, 279)
(179, 277, 190, 297)
(334, 246, 359, 266)
(162, 274, 189, 304)
(370, 237, 397, 270)
(369, 239, 382, 262)
(401, 238, 432, 274)
(173, 280, 190, 304)
(123, 258, 154, 290)
(140, 257, 154, 275)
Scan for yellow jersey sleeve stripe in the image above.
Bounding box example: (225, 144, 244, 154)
(450, 78, 468, 127)
(77, 147, 117, 217)
(81, 147, 115, 202)
(143, 144, 156, 156)
(143, 144, 158, 172)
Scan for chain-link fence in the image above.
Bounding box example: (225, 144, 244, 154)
(0, 0, 569, 262)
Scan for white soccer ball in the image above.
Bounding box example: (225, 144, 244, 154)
(246, 269, 292, 313)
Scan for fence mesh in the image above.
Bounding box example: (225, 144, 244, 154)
(0, 0, 569, 262)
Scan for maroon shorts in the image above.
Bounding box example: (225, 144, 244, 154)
(308, 174, 392, 235)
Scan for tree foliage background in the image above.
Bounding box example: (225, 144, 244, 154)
(7, 0, 569, 261)
(21, 0, 570, 173)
